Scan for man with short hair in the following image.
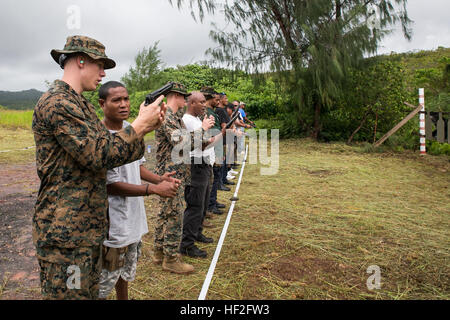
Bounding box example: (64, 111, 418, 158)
(239, 102, 255, 127)
(224, 103, 239, 181)
(214, 93, 233, 191)
(97, 81, 181, 300)
(32, 35, 165, 299)
(201, 87, 226, 215)
(232, 101, 251, 161)
(180, 91, 219, 258)
(153, 83, 214, 273)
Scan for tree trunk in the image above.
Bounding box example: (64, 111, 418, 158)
(336, 1, 341, 20)
(373, 109, 379, 143)
(347, 108, 371, 145)
(312, 101, 321, 139)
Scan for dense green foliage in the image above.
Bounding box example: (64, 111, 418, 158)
(325, 48, 450, 149)
(396, 47, 450, 112)
(322, 59, 414, 142)
(121, 43, 163, 92)
(175, 0, 412, 140)
(124, 66, 285, 119)
(82, 43, 448, 154)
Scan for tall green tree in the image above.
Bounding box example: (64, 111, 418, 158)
(121, 42, 163, 92)
(171, 0, 412, 138)
(158, 64, 217, 90)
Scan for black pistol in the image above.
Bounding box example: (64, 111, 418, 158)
(144, 82, 174, 106)
(225, 109, 241, 129)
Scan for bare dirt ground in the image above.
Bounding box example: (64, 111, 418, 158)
(0, 138, 157, 300)
(0, 163, 41, 299)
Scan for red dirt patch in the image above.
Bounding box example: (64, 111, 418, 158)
(267, 253, 339, 282)
(0, 162, 41, 300)
(0, 139, 157, 300)
(0, 163, 40, 196)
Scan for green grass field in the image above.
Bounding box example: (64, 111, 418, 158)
(0, 110, 33, 129)
(0, 111, 147, 164)
(0, 123, 448, 300)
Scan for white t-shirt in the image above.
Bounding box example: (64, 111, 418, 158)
(103, 121, 148, 248)
(182, 113, 215, 165)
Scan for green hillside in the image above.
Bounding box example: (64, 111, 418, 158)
(0, 89, 43, 110)
(377, 47, 450, 111)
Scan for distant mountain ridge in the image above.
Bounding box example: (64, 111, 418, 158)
(0, 89, 43, 110)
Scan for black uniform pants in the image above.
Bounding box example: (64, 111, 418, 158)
(208, 164, 222, 209)
(181, 162, 212, 250)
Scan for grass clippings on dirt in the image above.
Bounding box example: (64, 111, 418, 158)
(0, 127, 35, 164)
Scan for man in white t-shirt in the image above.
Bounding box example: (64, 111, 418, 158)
(180, 91, 220, 258)
(97, 81, 181, 300)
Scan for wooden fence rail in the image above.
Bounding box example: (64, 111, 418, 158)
(373, 89, 449, 150)
(424, 111, 450, 143)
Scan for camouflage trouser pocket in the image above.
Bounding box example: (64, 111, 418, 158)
(102, 246, 128, 272)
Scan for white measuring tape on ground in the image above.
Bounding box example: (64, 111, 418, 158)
(198, 145, 249, 300)
(0, 146, 35, 153)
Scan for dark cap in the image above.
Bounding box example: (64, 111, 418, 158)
(200, 86, 218, 99)
(169, 82, 191, 97)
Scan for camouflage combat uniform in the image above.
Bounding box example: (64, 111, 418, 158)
(154, 105, 207, 258)
(32, 80, 145, 299)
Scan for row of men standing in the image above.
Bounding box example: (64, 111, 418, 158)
(153, 85, 252, 273)
(99, 83, 252, 299)
(31, 35, 254, 300)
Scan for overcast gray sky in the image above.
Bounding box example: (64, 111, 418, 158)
(0, 0, 449, 92)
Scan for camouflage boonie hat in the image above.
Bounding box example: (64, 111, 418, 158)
(169, 82, 191, 97)
(200, 86, 218, 99)
(51, 35, 116, 69)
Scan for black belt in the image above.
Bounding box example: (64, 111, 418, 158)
(191, 156, 212, 167)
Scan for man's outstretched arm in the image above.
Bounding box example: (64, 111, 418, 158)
(107, 180, 178, 198)
(140, 166, 181, 185)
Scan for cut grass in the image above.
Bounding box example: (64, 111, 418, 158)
(1, 124, 448, 300)
(0, 127, 35, 164)
(134, 138, 449, 300)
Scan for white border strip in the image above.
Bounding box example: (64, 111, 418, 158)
(0, 146, 35, 153)
(198, 145, 249, 300)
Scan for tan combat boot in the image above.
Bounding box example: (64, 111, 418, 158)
(162, 255, 195, 274)
(203, 219, 214, 228)
(152, 248, 164, 265)
(205, 211, 213, 219)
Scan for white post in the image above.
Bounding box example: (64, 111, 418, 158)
(419, 88, 426, 155)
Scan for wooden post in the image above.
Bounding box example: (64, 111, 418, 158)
(425, 111, 433, 140)
(419, 88, 426, 155)
(448, 118, 450, 144)
(373, 102, 423, 147)
(436, 112, 445, 143)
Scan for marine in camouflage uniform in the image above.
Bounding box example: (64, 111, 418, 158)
(32, 36, 147, 299)
(153, 84, 211, 273)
